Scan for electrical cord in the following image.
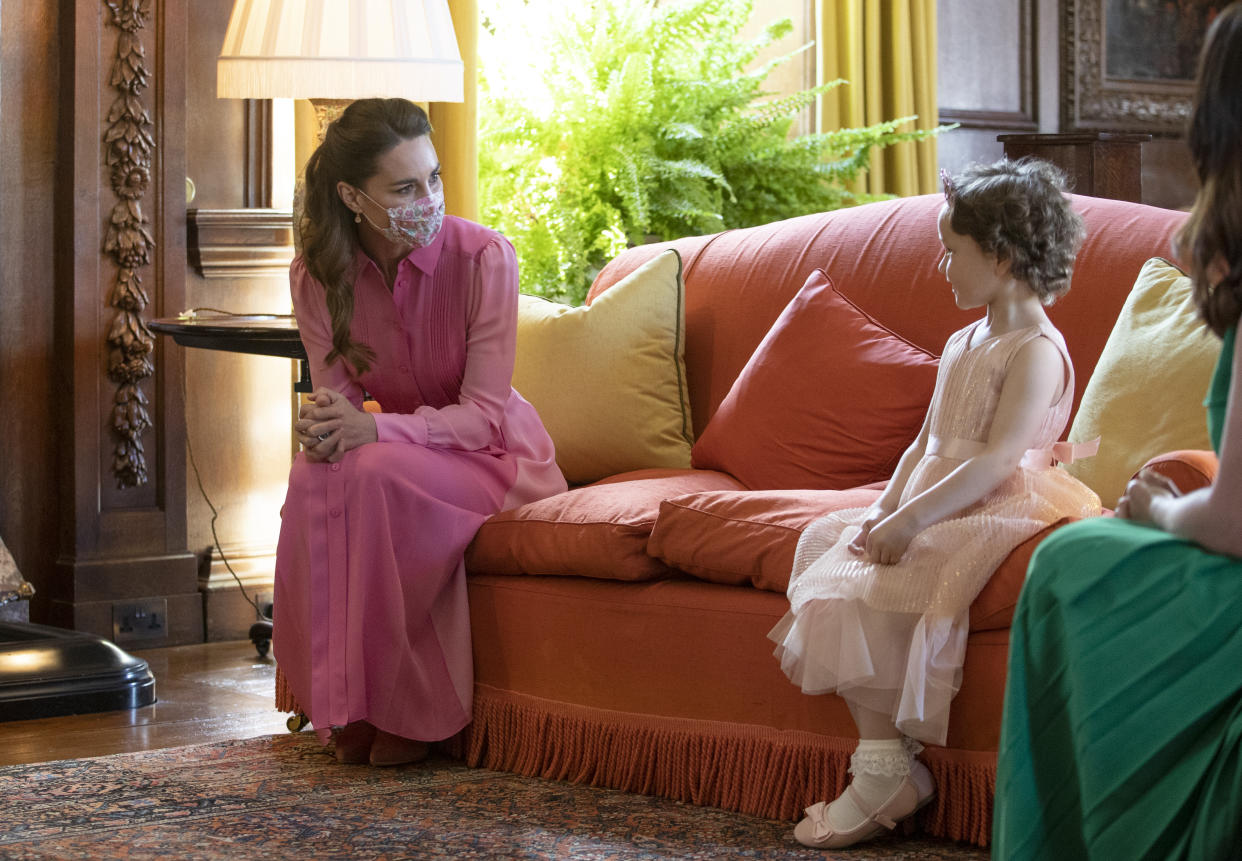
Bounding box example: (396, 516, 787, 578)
(177, 306, 290, 320)
(179, 307, 280, 622)
(185, 425, 267, 621)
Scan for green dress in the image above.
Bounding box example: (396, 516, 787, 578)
(994, 326, 1240, 859)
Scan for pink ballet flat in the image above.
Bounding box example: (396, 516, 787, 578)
(793, 761, 936, 849)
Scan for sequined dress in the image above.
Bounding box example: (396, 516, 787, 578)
(769, 320, 1101, 745)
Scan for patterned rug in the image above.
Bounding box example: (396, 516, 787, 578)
(0, 733, 989, 860)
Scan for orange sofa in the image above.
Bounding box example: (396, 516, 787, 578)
(457, 193, 1192, 845)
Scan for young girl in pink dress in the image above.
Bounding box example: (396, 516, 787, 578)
(769, 158, 1101, 848)
(274, 99, 566, 767)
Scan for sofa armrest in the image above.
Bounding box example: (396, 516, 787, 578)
(970, 450, 1219, 632)
(1136, 449, 1218, 493)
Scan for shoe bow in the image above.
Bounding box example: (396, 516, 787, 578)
(801, 801, 834, 841)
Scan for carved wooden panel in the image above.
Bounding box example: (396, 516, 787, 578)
(103, 0, 157, 489)
(49, 0, 201, 642)
(1061, 0, 1198, 133)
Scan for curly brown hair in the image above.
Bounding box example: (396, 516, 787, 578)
(1176, 1, 1242, 337)
(300, 99, 434, 374)
(942, 157, 1085, 305)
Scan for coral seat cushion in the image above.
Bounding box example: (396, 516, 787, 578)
(466, 468, 743, 581)
(691, 269, 940, 489)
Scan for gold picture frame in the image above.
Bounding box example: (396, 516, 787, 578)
(1061, 0, 1220, 134)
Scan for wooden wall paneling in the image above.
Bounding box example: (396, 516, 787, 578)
(181, 0, 296, 642)
(52, 0, 201, 644)
(937, 0, 1039, 172)
(244, 100, 274, 209)
(188, 209, 295, 278)
(0, 1, 60, 621)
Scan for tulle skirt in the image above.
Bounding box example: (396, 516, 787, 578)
(770, 457, 1100, 745)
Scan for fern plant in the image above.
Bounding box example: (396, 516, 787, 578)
(478, 0, 947, 304)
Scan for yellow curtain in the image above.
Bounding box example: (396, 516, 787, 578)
(430, 0, 479, 221)
(818, 0, 939, 197)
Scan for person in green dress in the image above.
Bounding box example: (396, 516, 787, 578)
(993, 4, 1242, 858)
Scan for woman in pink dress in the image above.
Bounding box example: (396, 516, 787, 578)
(274, 98, 566, 766)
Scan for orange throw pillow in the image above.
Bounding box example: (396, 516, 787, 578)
(466, 468, 744, 581)
(691, 269, 940, 489)
(647, 486, 885, 592)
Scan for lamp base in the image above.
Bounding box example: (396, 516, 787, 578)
(309, 98, 351, 143)
(0, 621, 156, 722)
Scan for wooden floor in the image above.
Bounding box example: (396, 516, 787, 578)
(0, 640, 292, 767)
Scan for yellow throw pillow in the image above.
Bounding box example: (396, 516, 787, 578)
(513, 249, 692, 485)
(1065, 257, 1222, 508)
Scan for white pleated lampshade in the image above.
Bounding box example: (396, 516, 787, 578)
(217, 0, 464, 101)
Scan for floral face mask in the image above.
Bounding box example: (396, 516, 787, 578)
(355, 187, 445, 248)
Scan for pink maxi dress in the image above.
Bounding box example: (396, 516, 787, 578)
(274, 216, 566, 744)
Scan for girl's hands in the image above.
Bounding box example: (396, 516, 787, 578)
(294, 387, 378, 463)
(847, 502, 919, 566)
(847, 503, 895, 557)
(860, 509, 923, 565)
(1116, 469, 1181, 524)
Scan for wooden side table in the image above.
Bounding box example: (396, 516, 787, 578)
(998, 132, 1153, 203)
(149, 314, 309, 392)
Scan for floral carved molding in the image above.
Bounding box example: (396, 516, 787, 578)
(1061, 0, 1193, 134)
(103, 0, 156, 488)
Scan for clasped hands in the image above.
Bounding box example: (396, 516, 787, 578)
(1115, 468, 1180, 524)
(295, 387, 378, 463)
(847, 504, 920, 566)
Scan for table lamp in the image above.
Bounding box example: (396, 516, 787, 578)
(218, 0, 464, 107)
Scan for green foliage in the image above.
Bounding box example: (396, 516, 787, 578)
(478, 0, 948, 304)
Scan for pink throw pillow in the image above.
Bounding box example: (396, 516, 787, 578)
(691, 269, 940, 489)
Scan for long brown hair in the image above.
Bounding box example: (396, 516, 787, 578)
(1177, 2, 1242, 337)
(300, 98, 433, 374)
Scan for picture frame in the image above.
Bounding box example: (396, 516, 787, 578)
(1061, 0, 1220, 134)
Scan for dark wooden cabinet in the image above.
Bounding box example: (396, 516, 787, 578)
(999, 132, 1151, 202)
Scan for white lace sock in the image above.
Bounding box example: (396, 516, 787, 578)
(825, 737, 923, 832)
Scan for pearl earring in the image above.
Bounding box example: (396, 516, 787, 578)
(354, 212, 362, 224)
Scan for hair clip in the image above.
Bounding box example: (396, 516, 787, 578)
(940, 168, 957, 205)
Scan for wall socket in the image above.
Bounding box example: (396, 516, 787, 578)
(112, 598, 169, 644)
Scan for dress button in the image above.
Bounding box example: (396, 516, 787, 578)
(330, 463, 341, 472)
(330, 508, 341, 518)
